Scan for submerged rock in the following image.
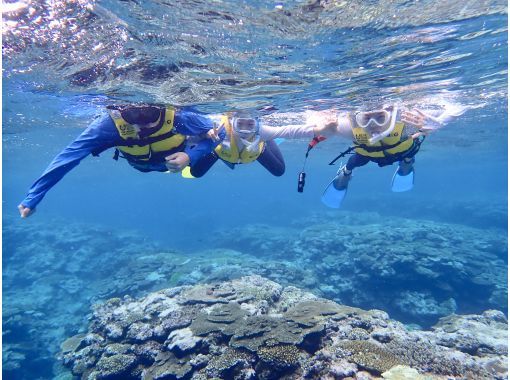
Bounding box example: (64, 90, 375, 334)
(59, 276, 508, 379)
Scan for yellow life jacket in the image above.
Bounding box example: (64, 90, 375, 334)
(214, 115, 265, 164)
(351, 117, 414, 158)
(108, 107, 185, 162)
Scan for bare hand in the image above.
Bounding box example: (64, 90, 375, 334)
(18, 204, 35, 218)
(310, 110, 339, 137)
(206, 125, 222, 141)
(165, 152, 190, 173)
(400, 109, 426, 129)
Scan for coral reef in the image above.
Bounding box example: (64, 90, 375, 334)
(3, 219, 167, 379)
(3, 210, 507, 379)
(212, 213, 508, 325)
(59, 276, 508, 379)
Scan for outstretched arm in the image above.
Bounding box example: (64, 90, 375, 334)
(259, 110, 353, 140)
(258, 123, 316, 140)
(304, 109, 354, 139)
(417, 104, 466, 128)
(18, 114, 119, 217)
(401, 103, 466, 137)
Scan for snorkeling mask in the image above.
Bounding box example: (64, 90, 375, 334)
(107, 104, 162, 125)
(354, 105, 398, 144)
(232, 117, 259, 135)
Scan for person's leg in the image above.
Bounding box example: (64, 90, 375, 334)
(397, 156, 415, 176)
(391, 155, 416, 192)
(256, 140, 285, 176)
(190, 152, 219, 178)
(345, 153, 370, 173)
(396, 138, 421, 175)
(127, 158, 169, 172)
(334, 153, 370, 189)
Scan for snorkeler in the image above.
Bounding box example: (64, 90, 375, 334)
(190, 111, 333, 177)
(18, 104, 223, 218)
(316, 104, 463, 208)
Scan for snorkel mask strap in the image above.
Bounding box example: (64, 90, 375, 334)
(368, 105, 398, 144)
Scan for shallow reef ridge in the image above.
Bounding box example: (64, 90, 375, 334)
(60, 275, 507, 380)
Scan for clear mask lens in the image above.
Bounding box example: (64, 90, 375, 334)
(355, 110, 390, 128)
(233, 118, 258, 134)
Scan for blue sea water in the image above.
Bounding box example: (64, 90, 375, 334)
(2, 1, 508, 379)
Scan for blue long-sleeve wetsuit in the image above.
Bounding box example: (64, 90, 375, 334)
(20, 108, 221, 210)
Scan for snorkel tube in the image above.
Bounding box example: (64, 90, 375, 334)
(368, 105, 398, 144)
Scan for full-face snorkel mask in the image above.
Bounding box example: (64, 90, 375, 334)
(355, 105, 398, 144)
(230, 116, 260, 152)
(232, 117, 260, 136)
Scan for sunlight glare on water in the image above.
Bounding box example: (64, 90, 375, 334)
(2, 0, 507, 114)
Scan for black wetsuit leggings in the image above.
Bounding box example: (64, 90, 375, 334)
(190, 140, 285, 177)
(345, 151, 416, 171)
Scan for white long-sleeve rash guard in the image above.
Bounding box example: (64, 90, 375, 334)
(258, 123, 315, 141)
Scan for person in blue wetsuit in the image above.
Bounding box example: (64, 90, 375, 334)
(18, 104, 223, 218)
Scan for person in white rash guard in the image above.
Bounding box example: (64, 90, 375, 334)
(315, 102, 465, 208)
(190, 111, 334, 177)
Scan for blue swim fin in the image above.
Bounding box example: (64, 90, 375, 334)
(321, 167, 350, 208)
(321, 179, 347, 208)
(391, 168, 414, 192)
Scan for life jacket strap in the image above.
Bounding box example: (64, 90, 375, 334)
(117, 145, 183, 163)
(371, 137, 426, 167)
(355, 140, 403, 153)
(328, 146, 356, 166)
(116, 130, 178, 147)
(328, 135, 425, 166)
